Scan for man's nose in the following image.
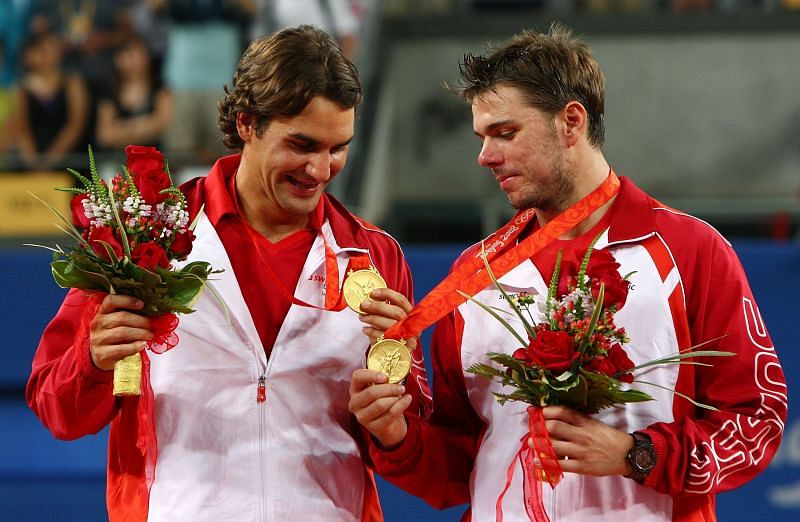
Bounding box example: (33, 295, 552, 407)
(305, 153, 332, 180)
(478, 140, 501, 169)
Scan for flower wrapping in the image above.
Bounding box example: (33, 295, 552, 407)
(34, 145, 221, 395)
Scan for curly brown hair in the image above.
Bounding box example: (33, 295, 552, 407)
(218, 25, 362, 150)
(457, 23, 605, 148)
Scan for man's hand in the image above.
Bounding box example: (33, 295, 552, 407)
(349, 369, 412, 449)
(89, 295, 153, 371)
(529, 406, 634, 477)
(358, 287, 418, 351)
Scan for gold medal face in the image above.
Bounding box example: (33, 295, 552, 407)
(343, 268, 387, 314)
(367, 338, 411, 384)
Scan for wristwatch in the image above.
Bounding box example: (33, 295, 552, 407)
(626, 432, 656, 483)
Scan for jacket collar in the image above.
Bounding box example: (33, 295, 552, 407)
(605, 175, 658, 246)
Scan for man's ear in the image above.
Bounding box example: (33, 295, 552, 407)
(236, 112, 254, 143)
(561, 101, 588, 147)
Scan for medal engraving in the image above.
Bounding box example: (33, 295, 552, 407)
(343, 267, 387, 313)
(367, 338, 411, 384)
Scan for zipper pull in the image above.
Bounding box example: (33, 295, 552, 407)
(256, 376, 266, 403)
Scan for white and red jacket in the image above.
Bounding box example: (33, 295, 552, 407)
(26, 156, 430, 521)
(370, 176, 787, 521)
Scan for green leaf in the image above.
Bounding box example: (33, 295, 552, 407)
(51, 259, 112, 291)
(547, 249, 562, 304)
(551, 373, 589, 406)
(107, 182, 132, 259)
(576, 232, 604, 286)
(478, 242, 537, 340)
(575, 283, 604, 356)
(633, 379, 719, 411)
(458, 290, 528, 347)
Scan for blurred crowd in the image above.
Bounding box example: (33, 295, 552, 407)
(0, 0, 798, 175)
(0, 0, 371, 174)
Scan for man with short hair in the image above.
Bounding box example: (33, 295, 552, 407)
(28, 25, 428, 521)
(349, 24, 786, 520)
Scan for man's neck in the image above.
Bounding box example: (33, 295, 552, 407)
(536, 153, 614, 239)
(239, 198, 311, 243)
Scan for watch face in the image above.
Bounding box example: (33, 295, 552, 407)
(633, 447, 656, 472)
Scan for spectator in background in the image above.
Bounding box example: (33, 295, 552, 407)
(160, 0, 255, 166)
(0, 36, 15, 166)
(13, 29, 89, 171)
(250, 0, 367, 59)
(0, 0, 34, 87)
(95, 33, 172, 151)
(126, 0, 170, 74)
(27, 0, 132, 88)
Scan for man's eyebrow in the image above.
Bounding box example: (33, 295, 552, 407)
(287, 133, 319, 146)
(474, 119, 514, 137)
(287, 133, 353, 148)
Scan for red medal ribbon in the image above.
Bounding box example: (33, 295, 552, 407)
(383, 171, 620, 341)
(496, 407, 561, 522)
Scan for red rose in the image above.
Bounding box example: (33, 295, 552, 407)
(125, 145, 171, 205)
(132, 242, 170, 271)
(169, 230, 195, 259)
(70, 193, 91, 229)
(88, 226, 123, 262)
(586, 249, 630, 310)
(125, 145, 165, 175)
(586, 343, 635, 383)
(526, 330, 579, 373)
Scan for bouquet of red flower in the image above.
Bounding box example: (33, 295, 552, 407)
(464, 236, 731, 521)
(466, 236, 728, 413)
(32, 145, 220, 396)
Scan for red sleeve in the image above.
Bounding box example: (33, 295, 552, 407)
(641, 223, 787, 496)
(368, 309, 484, 510)
(25, 289, 119, 440)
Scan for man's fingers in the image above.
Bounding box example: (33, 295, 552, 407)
(369, 288, 413, 314)
(91, 341, 148, 371)
(349, 380, 405, 412)
(350, 369, 388, 391)
(98, 294, 144, 314)
(362, 395, 413, 430)
(95, 326, 154, 345)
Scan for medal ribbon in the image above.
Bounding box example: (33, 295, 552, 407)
(383, 171, 620, 341)
(496, 407, 562, 522)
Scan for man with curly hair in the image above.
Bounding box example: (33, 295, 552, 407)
(28, 25, 429, 521)
(348, 23, 787, 521)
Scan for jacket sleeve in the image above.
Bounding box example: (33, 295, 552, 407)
(368, 309, 484, 510)
(26, 289, 119, 440)
(641, 228, 787, 496)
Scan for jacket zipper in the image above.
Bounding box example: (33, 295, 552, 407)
(257, 375, 266, 403)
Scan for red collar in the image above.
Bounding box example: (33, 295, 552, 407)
(605, 176, 659, 245)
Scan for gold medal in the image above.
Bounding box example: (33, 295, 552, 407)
(367, 337, 412, 384)
(343, 266, 387, 313)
